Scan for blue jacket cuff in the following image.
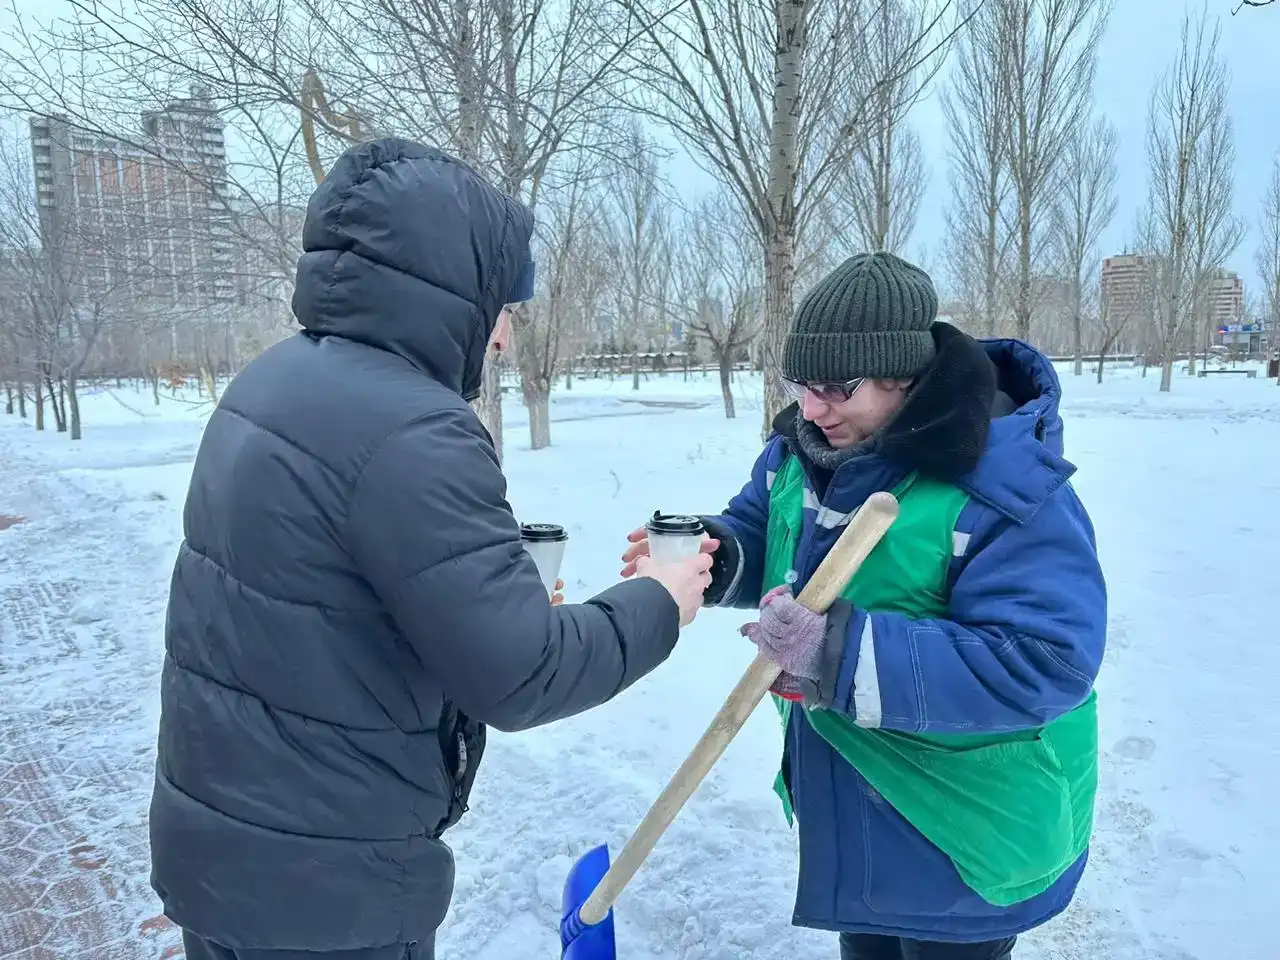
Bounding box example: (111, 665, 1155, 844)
(698, 515, 743, 607)
(813, 599, 861, 711)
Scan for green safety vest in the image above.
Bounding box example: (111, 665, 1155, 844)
(765, 455, 1097, 907)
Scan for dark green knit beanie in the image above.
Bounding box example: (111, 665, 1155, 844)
(783, 251, 937, 382)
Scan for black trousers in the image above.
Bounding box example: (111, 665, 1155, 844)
(182, 931, 434, 960)
(839, 932, 1016, 960)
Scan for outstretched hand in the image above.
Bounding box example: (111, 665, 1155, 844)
(551, 579, 565, 606)
(620, 526, 720, 578)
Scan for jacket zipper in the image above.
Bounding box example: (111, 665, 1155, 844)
(454, 729, 469, 812)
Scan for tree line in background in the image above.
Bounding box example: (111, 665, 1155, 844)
(0, 0, 1277, 450)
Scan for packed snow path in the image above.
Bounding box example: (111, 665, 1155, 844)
(0, 368, 1276, 960)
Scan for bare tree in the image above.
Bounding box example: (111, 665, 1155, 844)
(1258, 153, 1280, 382)
(610, 0, 963, 437)
(514, 167, 605, 449)
(840, 0, 931, 253)
(941, 5, 1013, 338)
(559, 219, 612, 391)
(1052, 114, 1118, 376)
(363, 0, 629, 460)
(679, 194, 763, 418)
(0, 13, 316, 302)
(0, 129, 145, 439)
(1232, 0, 1277, 12)
(0, 0, 625, 462)
(1140, 12, 1238, 392)
(1185, 98, 1245, 375)
(603, 131, 670, 391)
(1092, 278, 1130, 382)
(995, 0, 1110, 342)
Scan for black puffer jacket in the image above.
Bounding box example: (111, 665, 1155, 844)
(149, 139, 680, 951)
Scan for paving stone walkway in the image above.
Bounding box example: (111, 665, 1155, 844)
(0, 425, 182, 959)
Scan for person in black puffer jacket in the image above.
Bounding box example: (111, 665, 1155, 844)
(149, 138, 713, 960)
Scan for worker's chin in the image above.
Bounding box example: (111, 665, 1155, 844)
(820, 426, 853, 448)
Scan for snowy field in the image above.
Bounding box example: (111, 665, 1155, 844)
(1, 360, 1277, 960)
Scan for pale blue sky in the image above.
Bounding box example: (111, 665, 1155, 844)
(4, 0, 1277, 296)
(911, 0, 1278, 294)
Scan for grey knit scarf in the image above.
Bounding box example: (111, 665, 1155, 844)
(794, 411, 878, 472)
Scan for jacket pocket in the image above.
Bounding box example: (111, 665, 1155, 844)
(858, 773, 993, 918)
(434, 705, 486, 837)
(859, 735, 1070, 918)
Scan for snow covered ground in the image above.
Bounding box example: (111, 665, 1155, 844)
(1, 360, 1277, 960)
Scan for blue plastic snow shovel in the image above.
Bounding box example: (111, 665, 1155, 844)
(560, 492, 901, 960)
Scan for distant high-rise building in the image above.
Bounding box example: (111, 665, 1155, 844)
(1204, 269, 1244, 328)
(1100, 254, 1155, 324)
(29, 86, 234, 308)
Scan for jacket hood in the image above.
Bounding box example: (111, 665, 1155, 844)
(291, 138, 535, 400)
(964, 337, 1076, 523)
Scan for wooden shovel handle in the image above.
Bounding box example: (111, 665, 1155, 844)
(577, 492, 901, 925)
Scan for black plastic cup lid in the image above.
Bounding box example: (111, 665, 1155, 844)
(520, 523, 568, 542)
(646, 512, 704, 536)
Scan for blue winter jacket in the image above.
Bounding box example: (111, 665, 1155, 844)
(704, 335, 1106, 942)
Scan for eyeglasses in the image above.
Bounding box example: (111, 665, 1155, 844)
(780, 377, 866, 404)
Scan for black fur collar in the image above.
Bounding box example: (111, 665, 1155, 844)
(774, 322, 998, 482)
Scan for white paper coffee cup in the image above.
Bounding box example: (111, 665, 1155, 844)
(520, 523, 568, 595)
(645, 512, 706, 564)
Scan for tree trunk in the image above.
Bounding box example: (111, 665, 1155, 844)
(526, 384, 551, 450)
(18, 378, 26, 418)
(1186, 319, 1198, 376)
(151, 371, 161, 406)
(1014, 194, 1033, 341)
(762, 0, 804, 438)
(1159, 355, 1173, 392)
(982, 172, 1001, 339)
(68, 373, 82, 441)
(717, 350, 737, 419)
(202, 361, 220, 405)
(4, 381, 12, 415)
(1072, 282, 1083, 376)
(473, 358, 505, 463)
(34, 376, 44, 431)
(631, 348, 641, 390)
(761, 229, 797, 437)
(48, 373, 66, 432)
(1096, 347, 1107, 384)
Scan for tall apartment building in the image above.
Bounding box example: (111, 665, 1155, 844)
(1101, 255, 1245, 326)
(30, 86, 234, 308)
(1205, 269, 1244, 328)
(1100, 254, 1156, 325)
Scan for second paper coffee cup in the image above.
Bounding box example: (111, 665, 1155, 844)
(520, 523, 568, 595)
(645, 512, 706, 564)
